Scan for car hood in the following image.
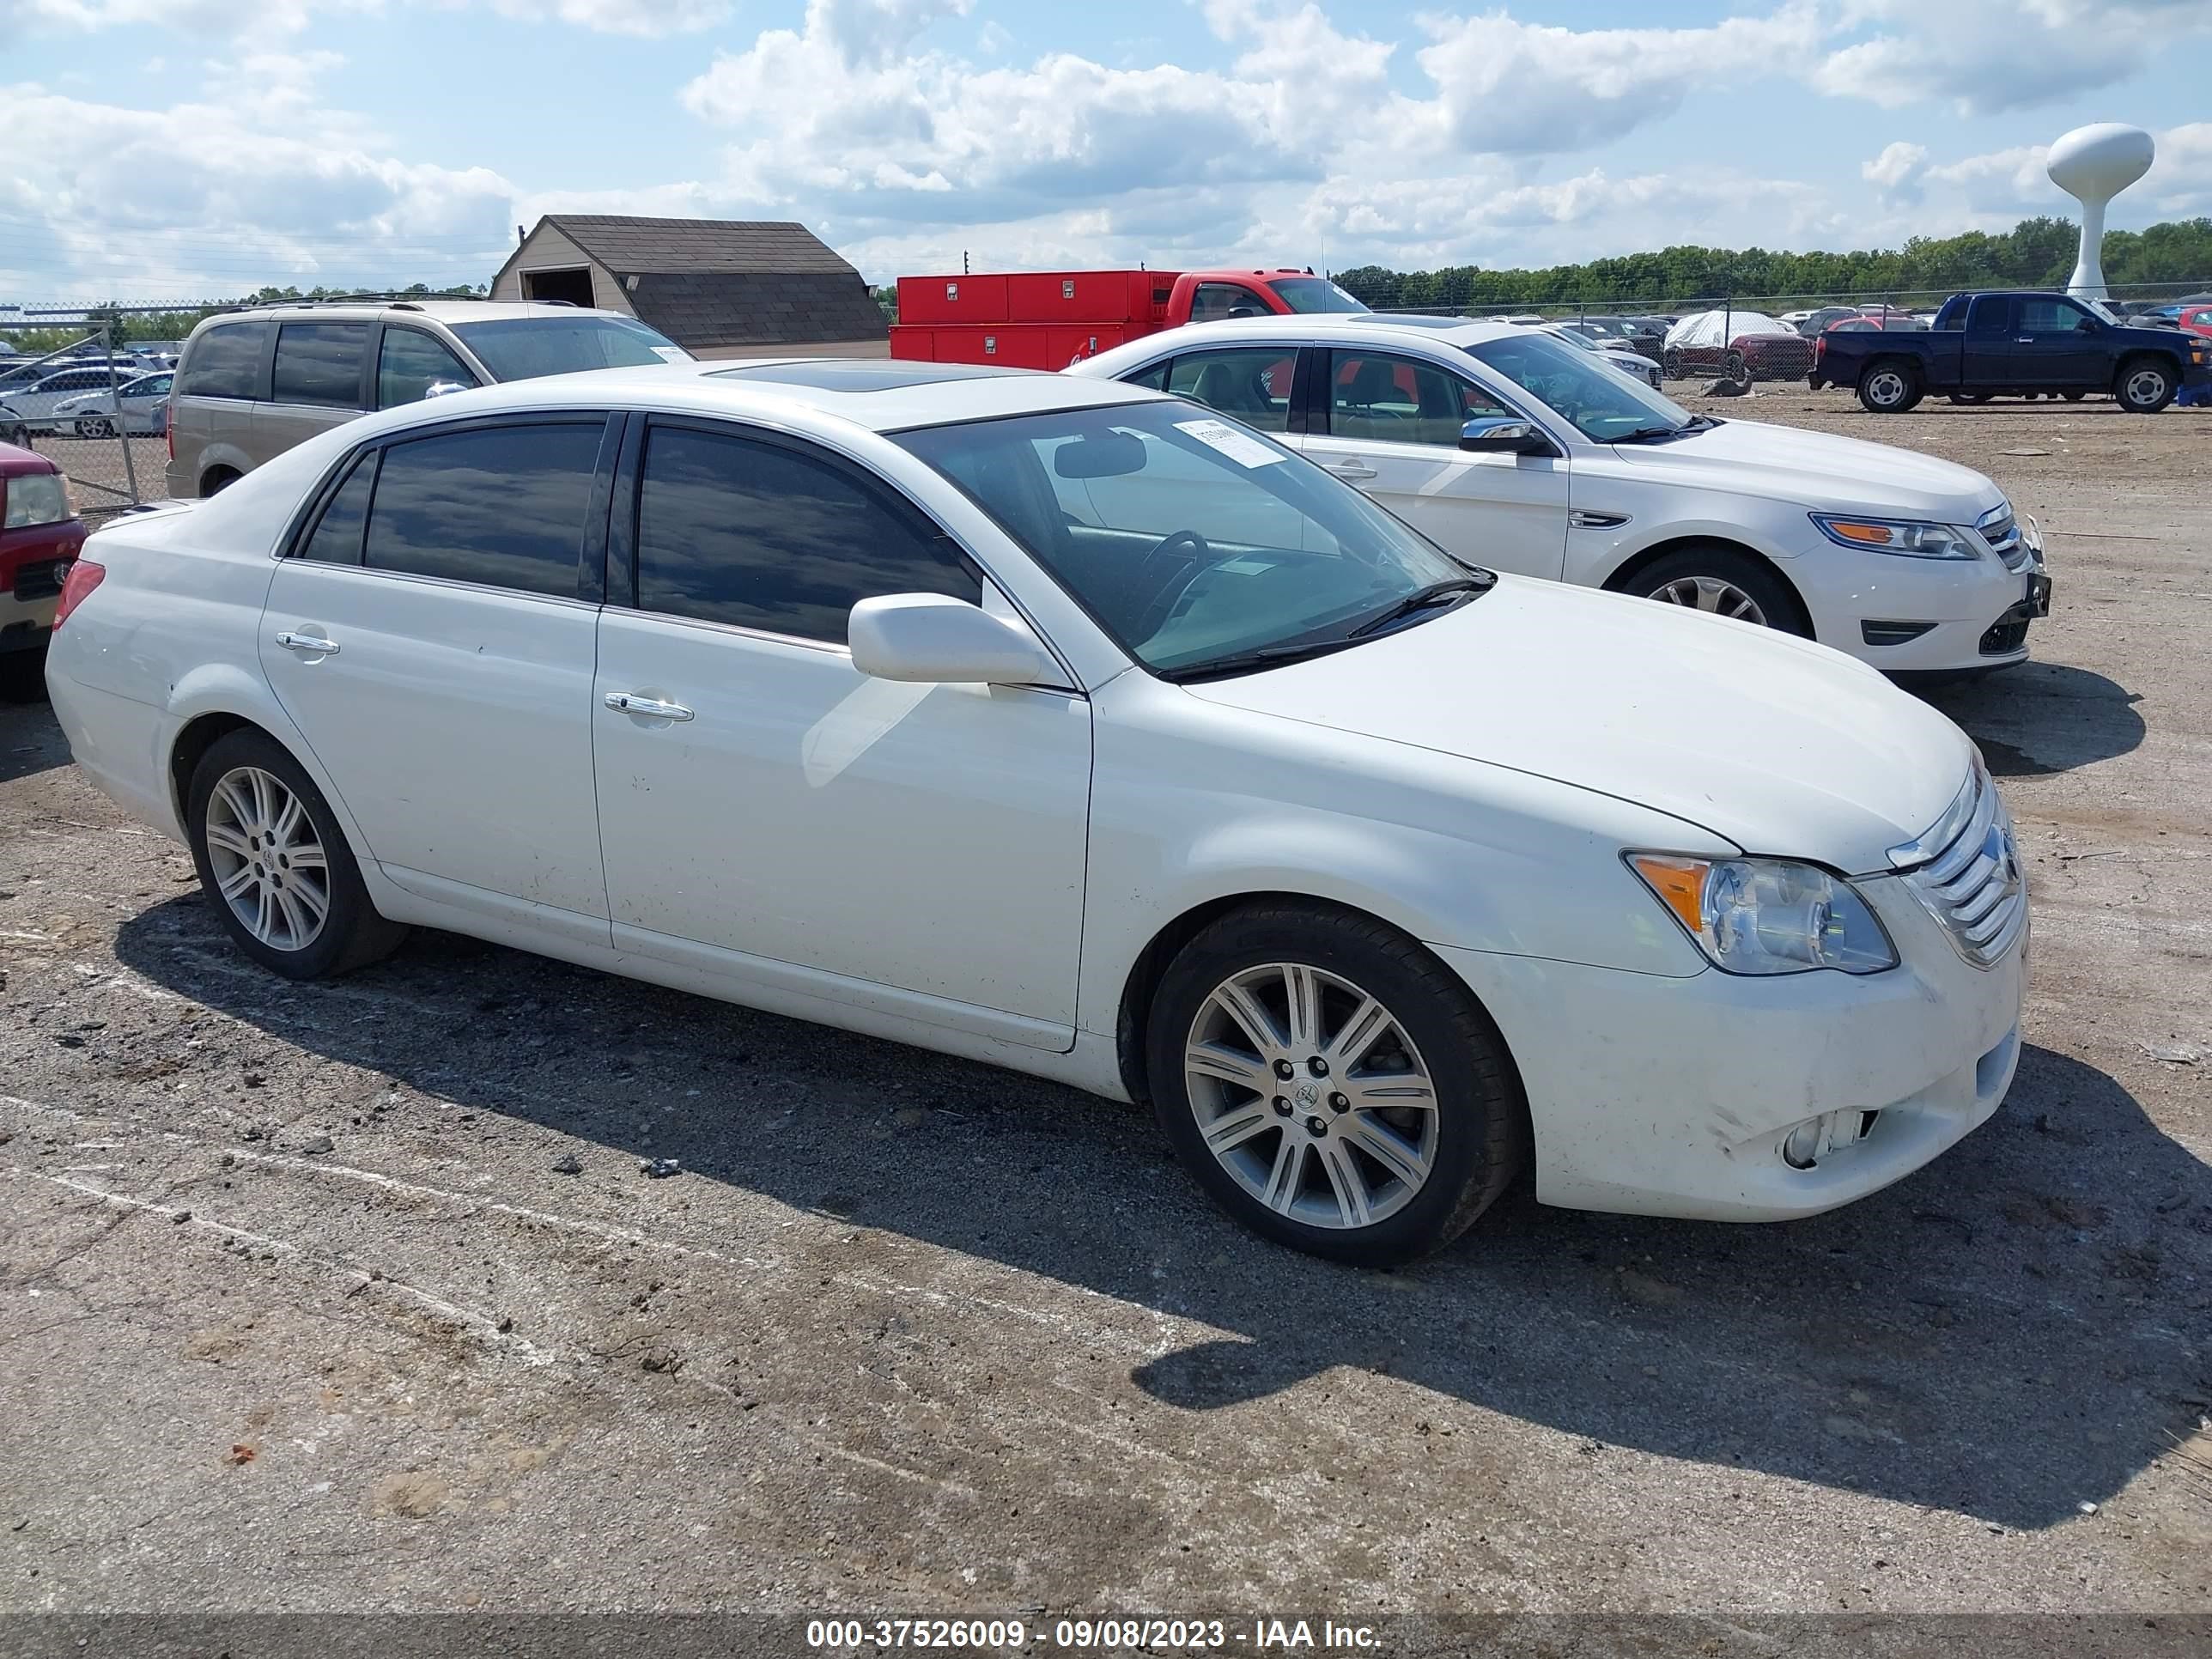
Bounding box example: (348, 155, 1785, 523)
(1183, 575, 1972, 874)
(1601, 417, 2006, 520)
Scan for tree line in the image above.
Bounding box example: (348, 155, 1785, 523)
(1331, 216, 2212, 311)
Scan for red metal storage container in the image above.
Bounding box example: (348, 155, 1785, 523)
(926, 326, 1057, 370)
(896, 274, 1010, 325)
(1006, 271, 1143, 325)
(1048, 325, 1125, 366)
(889, 324, 934, 361)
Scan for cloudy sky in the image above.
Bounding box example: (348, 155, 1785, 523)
(5, 0, 2211, 303)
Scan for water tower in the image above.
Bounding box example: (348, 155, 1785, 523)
(2046, 123, 2154, 299)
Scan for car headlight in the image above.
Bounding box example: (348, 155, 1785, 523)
(1626, 853, 1899, 975)
(1810, 513, 1982, 559)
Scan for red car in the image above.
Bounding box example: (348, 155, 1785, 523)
(2, 441, 87, 695)
(1662, 321, 1815, 382)
(2179, 305, 2212, 339)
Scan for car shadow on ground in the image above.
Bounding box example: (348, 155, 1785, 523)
(0, 689, 68, 782)
(1920, 661, 2145, 775)
(112, 898, 2212, 1534)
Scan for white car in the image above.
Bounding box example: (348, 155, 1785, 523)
(1070, 317, 2049, 674)
(52, 370, 173, 437)
(44, 360, 2026, 1263)
(0, 364, 144, 435)
(1533, 322, 1665, 390)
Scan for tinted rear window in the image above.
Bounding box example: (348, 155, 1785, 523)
(179, 323, 269, 399)
(362, 421, 605, 598)
(272, 324, 368, 408)
(450, 316, 688, 382)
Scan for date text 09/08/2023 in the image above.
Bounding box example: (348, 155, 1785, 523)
(805, 1618, 1382, 1650)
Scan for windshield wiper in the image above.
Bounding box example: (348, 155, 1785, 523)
(1346, 574, 1496, 639)
(1157, 637, 1370, 684)
(1611, 424, 1689, 443)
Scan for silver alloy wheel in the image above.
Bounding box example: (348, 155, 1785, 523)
(2124, 367, 2168, 407)
(1184, 962, 1438, 1231)
(1649, 574, 1768, 625)
(1865, 369, 1908, 408)
(204, 765, 331, 951)
(75, 415, 114, 439)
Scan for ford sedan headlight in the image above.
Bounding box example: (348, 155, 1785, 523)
(1626, 854, 1898, 975)
(1810, 513, 1981, 559)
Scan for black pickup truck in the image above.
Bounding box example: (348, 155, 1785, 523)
(1809, 289, 2210, 413)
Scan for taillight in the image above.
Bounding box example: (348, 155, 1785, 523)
(1814, 334, 1826, 363)
(165, 400, 174, 462)
(53, 558, 104, 629)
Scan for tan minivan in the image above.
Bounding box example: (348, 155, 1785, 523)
(164, 299, 691, 498)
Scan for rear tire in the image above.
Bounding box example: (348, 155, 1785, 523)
(1623, 544, 1812, 637)
(1662, 349, 1681, 380)
(185, 729, 407, 980)
(1145, 902, 1526, 1266)
(2114, 357, 2175, 413)
(199, 467, 240, 497)
(1857, 360, 1922, 413)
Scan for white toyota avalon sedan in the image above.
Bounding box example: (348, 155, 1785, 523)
(44, 360, 2027, 1264)
(1069, 316, 2051, 676)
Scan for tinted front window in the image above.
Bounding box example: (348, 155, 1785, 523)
(634, 426, 975, 642)
(896, 401, 1466, 677)
(179, 323, 268, 399)
(379, 329, 479, 408)
(2020, 298, 2094, 334)
(271, 324, 368, 408)
(1168, 348, 1296, 433)
(362, 421, 604, 597)
(1465, 333, 1690, 441)
(299, 452, 377, 565)
(1270, 278, 1367, 314)
(452, 316, 688, 382)
(1328, 350, 1507, 445)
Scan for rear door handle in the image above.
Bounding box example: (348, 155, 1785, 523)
(605, 691, 694, 722)
(274, 630, 339, 655)
(1321, 459, 1378, 481)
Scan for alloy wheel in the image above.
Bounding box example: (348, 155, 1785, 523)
(1183, 963, 1438, 1231)
(2124, 368, 2169, 408)
(1650, 574, 1768, 624)
(204, 765, 331, 951)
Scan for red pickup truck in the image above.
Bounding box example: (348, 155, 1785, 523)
(890, 267, 1365, 368)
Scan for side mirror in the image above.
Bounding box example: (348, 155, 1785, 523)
(1460, 416, 1553, 458)
(848, 593, 1060, 686)
(1227, 306, 1264, 319)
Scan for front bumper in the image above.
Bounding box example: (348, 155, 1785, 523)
(1439, 872, 2026, 1221)
(1789, 520, 2047, 672)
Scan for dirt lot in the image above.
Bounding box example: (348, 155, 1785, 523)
(3, 393, 2209, 1632)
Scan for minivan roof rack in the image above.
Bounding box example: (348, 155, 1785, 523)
(242, 291, 498, 309)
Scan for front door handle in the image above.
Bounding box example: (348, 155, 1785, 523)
(274, 630, 339, 655)
(605, 691, 694, 722)
(1321, 459, 1378, 481)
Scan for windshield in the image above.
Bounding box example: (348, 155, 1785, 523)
(1270, 277, 1369, 314)
(1545, 326, 1601, 352)
(1467, 332, 1693, 441)
(451, 315, 690, 381)
(894, 399, 1470, 678)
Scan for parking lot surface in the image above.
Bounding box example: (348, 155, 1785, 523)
(3, 393, 2209, 1618)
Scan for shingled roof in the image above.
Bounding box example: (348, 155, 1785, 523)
(526, 216, 886, 352)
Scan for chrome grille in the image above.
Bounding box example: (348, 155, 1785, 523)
(1888, 761, 2027, 968)
(1978, 503, 2032, 571)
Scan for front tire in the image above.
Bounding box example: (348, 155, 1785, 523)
(1623, 544, 1811, 636)
(1146, 903, 1525, 1266)
(1857, 360, 1922, 413)
(2114, 358, 2175, 413)
(186, 729, 407, 979)
(1662, 349, 1680, 380)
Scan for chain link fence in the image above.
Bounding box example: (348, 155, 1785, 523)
(1329, 277, 2212, 386)
(0, 325, 171, 520)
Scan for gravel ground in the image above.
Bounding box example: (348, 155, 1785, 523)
(2, 392, 2209, 1632)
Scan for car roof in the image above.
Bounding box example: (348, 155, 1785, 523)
(333, 357, 1168, 440)
(195, 301, 625, 327)
(1089, 314, 1525, 353)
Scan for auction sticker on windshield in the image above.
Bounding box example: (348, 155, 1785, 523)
(1175, 418, 1285, 468)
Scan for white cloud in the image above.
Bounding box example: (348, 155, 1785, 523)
(16, 0, 726, 37)
(1407, 4, 1827, 155)
(1815, 0, 2212, 112)
(1863, 141, 1928, 203)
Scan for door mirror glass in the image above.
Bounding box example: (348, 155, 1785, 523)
(1460, 416, 1553, 457)
(849, 593, 1059, 685)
